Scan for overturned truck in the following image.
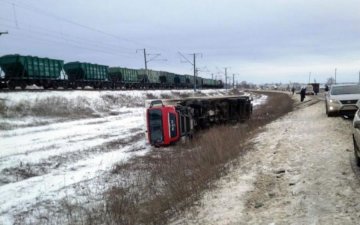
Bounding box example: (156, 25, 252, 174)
(146, 95, 253, 147)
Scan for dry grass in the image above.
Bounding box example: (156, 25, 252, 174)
(100, 91, 293, 225)
(18, 91, 293, 225)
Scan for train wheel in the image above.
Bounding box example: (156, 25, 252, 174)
(53, 83, 58, 90)
(20, 82, 26, 90)
(8, 81, 16, 90)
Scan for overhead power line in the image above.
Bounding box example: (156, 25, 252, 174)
(0, 0, 158, 49)
(137, 48, 166, 77)
(178, 51, 202, 92)
(0, 19, 136, 55)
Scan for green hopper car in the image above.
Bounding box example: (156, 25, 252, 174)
(0, 54, 64, 89)
(137, 69, 161, 85)
(108, 67, 140, 88)
(64, 62, 110, 89)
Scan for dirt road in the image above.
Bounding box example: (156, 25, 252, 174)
(171, 95, 360, 224)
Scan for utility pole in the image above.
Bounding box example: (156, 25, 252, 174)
(335, 68, 337, 84)
(0, 31, 9, 36)
(193, 54, 196, 91)
(143, 49, 148, 76)
(232, 74, 235, 89)
(178, 52, 202, 92)
(225, 68, 227, 89)
(137, 48, 164, 80)
(223, 67, 230, 90)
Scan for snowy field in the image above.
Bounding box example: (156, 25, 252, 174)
(0, 89, 264, 224)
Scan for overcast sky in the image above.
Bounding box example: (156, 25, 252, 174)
(1, 0, 360, 84)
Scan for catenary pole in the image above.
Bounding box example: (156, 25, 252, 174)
(232, 74, 235, 89)
(144, 49, 148, 76)
(335, 68, 337, 84)
(137, 48, 165, 81)
(178, 52, 201, 92)
(193, 54, 196, 92)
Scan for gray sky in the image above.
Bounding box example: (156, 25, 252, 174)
(1, 0, 360, 84)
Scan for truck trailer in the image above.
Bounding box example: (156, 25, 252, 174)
(145, 95, 253, 147)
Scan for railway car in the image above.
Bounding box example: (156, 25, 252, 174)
(108, 67, 140, 89)
(0, 53, 224, 90)
(184, 74, 195, 88)
(178, 75, 188, 88)
(137, 69, 162, 88)
(159, 71, 177, 88)
(64, 62, 110, 89)
(196, 77, 203, 88)
(0, 54, 64, 89)
(202, 78, 218, 88)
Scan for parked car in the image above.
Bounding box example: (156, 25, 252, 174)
(325, 84, 360, 117)
(352, 110, 360, 166)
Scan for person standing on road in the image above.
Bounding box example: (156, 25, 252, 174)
(291, 86, 295, 95)
(300, 87, 306, 102)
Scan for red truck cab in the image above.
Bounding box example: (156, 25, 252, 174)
(146, 101, 180, 146)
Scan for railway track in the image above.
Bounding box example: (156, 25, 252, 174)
(0, 87, 197, 93)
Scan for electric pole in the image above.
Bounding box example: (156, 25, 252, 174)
(193, 54, 196, 91)
(232, 74, 236, 88)
(0, 31, 9, 36)
(335, 68, 337, 84)
(178, 52, 202, 92)
(137, 48, 165, 80)
(223, 67, 230, 90)
(143, 49, 148, 75)
(225, 68, 227, 89)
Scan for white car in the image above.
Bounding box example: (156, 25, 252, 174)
(325, 84, 360, 117)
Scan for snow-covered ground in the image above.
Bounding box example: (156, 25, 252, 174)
(0, 89, 261, 225)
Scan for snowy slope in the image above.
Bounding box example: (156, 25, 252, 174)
(0, 89, 262, 224)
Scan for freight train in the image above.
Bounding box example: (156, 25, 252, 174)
(0, 54, 223, 90)
(146, 95, 253, 147)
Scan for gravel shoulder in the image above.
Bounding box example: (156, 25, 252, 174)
(171, 95, 360, 224)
